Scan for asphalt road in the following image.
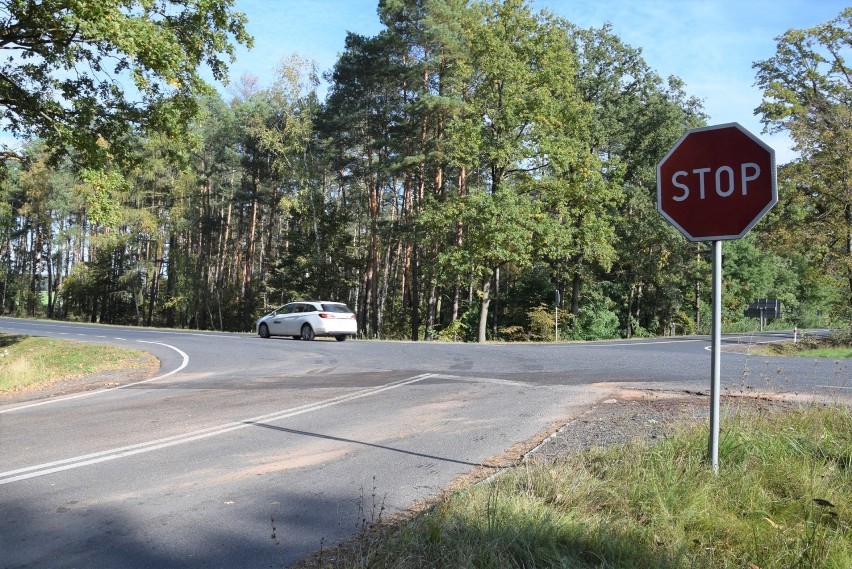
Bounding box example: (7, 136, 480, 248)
(1, 318, 849, 568)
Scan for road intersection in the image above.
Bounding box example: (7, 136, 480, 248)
(1, 318, 848, 568)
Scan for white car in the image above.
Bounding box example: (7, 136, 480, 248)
(256, 301, 357, 341)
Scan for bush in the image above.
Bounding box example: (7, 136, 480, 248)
(527, 305, 555, 341)
(574, 299, 620, 340)
(435, 316, 472, 342)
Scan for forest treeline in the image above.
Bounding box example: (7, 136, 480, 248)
(1, 1, 850, 341)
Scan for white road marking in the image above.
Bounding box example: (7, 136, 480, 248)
(428, 373, 530, 387)
(0, 373, 434, 485)
(584, 339, 704, 347)
(0, 341, 190, 414)
(704, 337, 795, 351)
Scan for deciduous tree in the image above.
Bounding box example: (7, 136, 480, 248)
(0, 0, 252, 166)
(754, 7, 852, 313)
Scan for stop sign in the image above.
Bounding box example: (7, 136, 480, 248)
(657, 123, 777, 241)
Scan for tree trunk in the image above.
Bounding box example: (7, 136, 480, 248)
(46, 241, 54, 318)
(626, 285, 634, 338)
(377, 237, 394, 336)
(146, 253, 161, 327)
(242, 171, 259, 330)
(452, 166, 466, 324)
(426, 284, 438, 339)
(410, 243, 420, 341)
(452, 285, 460, 322)
(30, 226, 42, 317)
(477, 271, 493, 343)
(164, 232, 177, 328)
(570, 271, 581, 335)
(491, 267, 500, 338)
(635, 283, 643, 325)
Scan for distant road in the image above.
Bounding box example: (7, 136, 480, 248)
(1, 318, 848, 568)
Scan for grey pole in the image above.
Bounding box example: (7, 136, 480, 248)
(555, 290, 561, 342)
(709, 240, 722, 474)
(555, 306, 558, 342)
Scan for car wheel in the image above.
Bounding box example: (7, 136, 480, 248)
(258, 323, 270, 338)
(335, 335, 347, 342)
(300, 324, 315, 341)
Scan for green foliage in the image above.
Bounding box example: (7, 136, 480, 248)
(0, 0, 252, 167)
(526, 305, 555, 341)
(76, 169, 127, 229)
(434, 188, 536, 283)
(754, 7, 852, 313)
(572, 288, 621, 340)
(434, 317, 470, 342)
(4, 0, 844, 338)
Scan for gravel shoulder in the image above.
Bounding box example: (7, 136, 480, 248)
(527, 388, 800, 460)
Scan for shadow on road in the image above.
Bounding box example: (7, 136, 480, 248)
(246, 421, 484, 468)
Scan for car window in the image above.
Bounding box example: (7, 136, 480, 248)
(321, 303, 353, 313)
(280, 304, 296, 314)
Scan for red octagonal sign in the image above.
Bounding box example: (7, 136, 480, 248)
(657, 123, 777, 241)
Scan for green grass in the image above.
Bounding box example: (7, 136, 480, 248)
(796, 347, 852, 359)
(341, 405, 852, 569)
(748, 338, 852, 358)
(0, 332, 151, 393)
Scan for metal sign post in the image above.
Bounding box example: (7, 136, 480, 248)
(709, 240, 722, 473)
(555, 290, 560, 342)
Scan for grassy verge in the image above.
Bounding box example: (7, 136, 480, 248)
(750, 336, 852, 358)
(795, 347, 852, 359)
(0, 332, 150, 393)
(338, 405, 851, 569)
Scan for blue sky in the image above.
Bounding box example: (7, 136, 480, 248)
(224, 0, 850, 165)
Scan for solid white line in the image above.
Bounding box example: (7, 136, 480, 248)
(135, 341, 190, 381)
(704, 338, 792, 351)
(428, 373, 530, 387)
(0, 341, 190, 414)
(0, 373, 433, 485)
(584, 339, 704, 347)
